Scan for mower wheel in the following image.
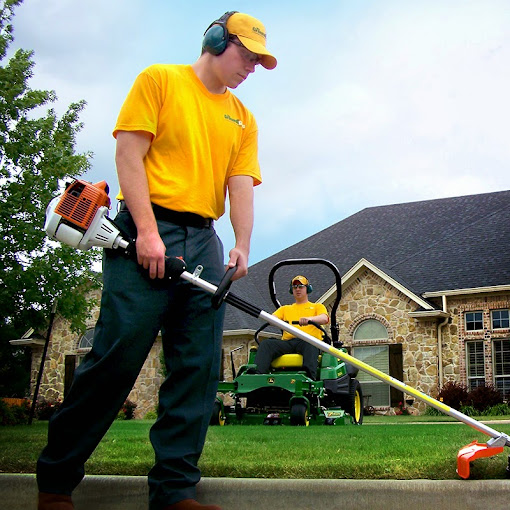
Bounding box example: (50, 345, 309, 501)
(348, 379, 364, 425)
(210, 401, 225, 426)
(290, 403, 309, 426)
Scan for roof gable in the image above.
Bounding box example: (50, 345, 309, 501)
(223, 190, 510, 329)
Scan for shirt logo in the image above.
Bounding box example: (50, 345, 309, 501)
(224, 114, 245, 129)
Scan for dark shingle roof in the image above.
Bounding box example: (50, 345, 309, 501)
(223, 190, 510, 330)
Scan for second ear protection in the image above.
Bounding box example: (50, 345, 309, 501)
(202, 11, 238, 56)
(289, 282, 313, 294)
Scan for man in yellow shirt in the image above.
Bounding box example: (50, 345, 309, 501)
(37, 12, 276, 510)
(254, 275, 330, 379)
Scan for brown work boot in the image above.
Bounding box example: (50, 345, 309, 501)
(38, 492, 74, 510)
(163, 499, 222, 510)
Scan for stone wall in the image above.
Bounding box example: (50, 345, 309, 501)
(30, 288, 164, 419)
(337, 269, 439, 413)
(30, 288, 102, 403)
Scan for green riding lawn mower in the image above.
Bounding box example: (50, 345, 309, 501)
(210, 259, 364, 427)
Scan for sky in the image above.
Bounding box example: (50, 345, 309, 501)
(9, 0, 510, 266)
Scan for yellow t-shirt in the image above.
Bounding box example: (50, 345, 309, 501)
(113, 64, 262, 219)
(273, 302, 329, 341)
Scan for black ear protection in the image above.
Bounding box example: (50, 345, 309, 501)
(289, 281, 313, 294)
(202, 11, 238, 56)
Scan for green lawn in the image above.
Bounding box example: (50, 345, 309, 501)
(1, 416, 509, 480)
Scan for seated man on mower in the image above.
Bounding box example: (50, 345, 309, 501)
(252, 275, 329, 379)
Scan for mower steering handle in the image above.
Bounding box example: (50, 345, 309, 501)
(290, 319, 319, 326)
(211, 265, 237, 310)
(290, 320, 332, 345)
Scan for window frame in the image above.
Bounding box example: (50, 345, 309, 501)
(465, 311, 483, 332)
(76, 328, 94, 365)
(352, 319, 402, 408)
(353, 344, 390, 407)
(491, 309, 510, 330)
(493, 339, 510, 400)
(466, 340, 485, 391)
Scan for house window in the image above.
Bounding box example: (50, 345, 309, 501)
(466, 341, 485, 391)
(353, 344, 390, 407)
(492, 310, 510, 330)
(354, 319, 388, 340)
(493, 339, 510, 400)
(353, 319, 404, 407)
(465, 311, 483, 331)
(78, 328, 94, 349)
(77, 328, 94, 364)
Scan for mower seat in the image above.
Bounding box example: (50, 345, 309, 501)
(271, 354, 303, 369)
(270, 354, 323, 371)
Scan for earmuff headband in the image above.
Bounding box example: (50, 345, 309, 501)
(202, 11, 238, 56)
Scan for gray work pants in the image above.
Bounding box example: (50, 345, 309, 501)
(37, 209, 226, 509)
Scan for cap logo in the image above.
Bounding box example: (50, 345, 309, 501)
(252, 26, 266, 39)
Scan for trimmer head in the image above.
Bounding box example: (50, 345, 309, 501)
(457, 440, 504, 479)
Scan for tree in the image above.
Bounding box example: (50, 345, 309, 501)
(0, 0, 101, 396)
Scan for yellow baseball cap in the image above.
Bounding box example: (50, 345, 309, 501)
(292, 275, 309, 285)
(227, 13, 277, 70)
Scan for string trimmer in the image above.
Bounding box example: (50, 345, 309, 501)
(45, 179, 510, 478)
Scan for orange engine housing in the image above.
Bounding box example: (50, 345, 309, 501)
(55, 180, 111, 231)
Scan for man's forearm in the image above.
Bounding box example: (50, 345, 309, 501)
(227, 175, 255, 278)
(230, 190, 254, 254)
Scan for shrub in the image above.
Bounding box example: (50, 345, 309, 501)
(121, 399, 137, 420)
(424, 406, 443, 416)
(459, 405, 480, 416)
(394, 401, 410, 415)
(11, 399, 30, 424)
(34, 398, 61, 420)
(144, 410, 157, 420)
(482, 403, 510, 416)
(0, 399, 15, 425)
(467, 384, 503, 412)
(437, 381, 469, 410)
(0, 398, 30, 425)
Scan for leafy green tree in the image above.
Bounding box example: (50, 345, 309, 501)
(0, 0, 101, 396)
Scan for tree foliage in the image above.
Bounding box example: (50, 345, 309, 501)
(0, 0, 101, 395)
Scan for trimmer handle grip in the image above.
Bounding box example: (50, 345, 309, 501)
(164, 257, 187, 280)
(211, 266, 237, 309)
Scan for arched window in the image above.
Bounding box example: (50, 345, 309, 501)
(354, 319, 388, 341)
(353, 320, 391, 407)
(78, 328, 94, 350)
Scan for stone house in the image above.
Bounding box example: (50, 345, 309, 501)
(14, 190, 510, 416)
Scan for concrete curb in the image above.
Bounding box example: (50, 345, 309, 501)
(1, 474, 510, 510)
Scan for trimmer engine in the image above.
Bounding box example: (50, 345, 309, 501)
(44, 179, 131, 252)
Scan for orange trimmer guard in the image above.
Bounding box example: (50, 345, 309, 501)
(457, 440, 504, 479)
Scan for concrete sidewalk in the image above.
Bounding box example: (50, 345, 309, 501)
(1, 474, 509, 510)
